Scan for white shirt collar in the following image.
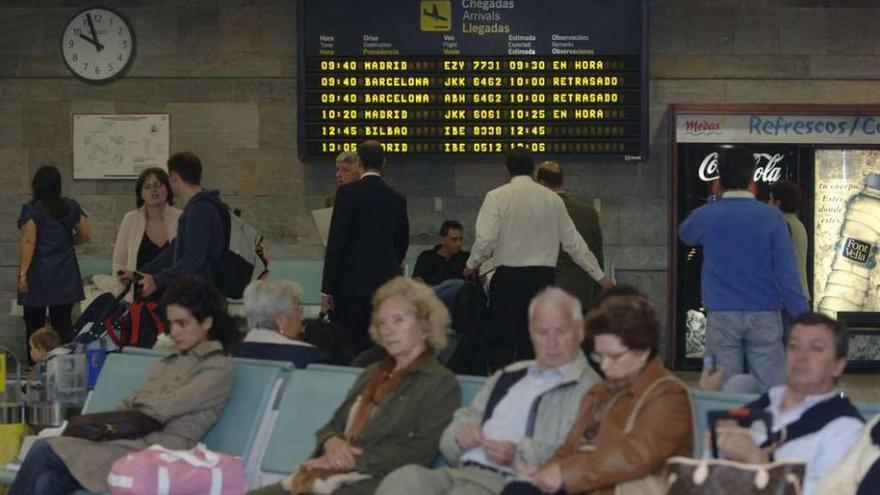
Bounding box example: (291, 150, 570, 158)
(243, 328, 315, 347)
(510, 175, 534, 184)
(722, 190, 755, 199)
(360, 171, 381, 179)
(767, 385, 840, 412)
(527, 360, 571, 380)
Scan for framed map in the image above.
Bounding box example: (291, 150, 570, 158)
(73, 114, 171, 179)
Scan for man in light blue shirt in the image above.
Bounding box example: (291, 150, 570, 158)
(375, 287, 600, 495)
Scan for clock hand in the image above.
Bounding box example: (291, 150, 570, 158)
(85, 13, 104, 52)
(78, 32, 101, 49)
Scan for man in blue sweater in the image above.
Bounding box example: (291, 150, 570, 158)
(130, 152, 225, 297)
(679, 148, 808, 391)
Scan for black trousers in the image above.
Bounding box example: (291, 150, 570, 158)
(330, 295, 374, 361)
(500, 481, 565, 495)
(23, 304, 74, 364)
(488, 265, 555, 369)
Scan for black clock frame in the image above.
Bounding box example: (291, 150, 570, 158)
(61, 5, 137, 85)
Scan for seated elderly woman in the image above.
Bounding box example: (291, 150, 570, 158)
(501, 292, 694, 495)
(249, 276, 461, 495)
(232, 279, 329, 368)
(10, 274, 237, 495)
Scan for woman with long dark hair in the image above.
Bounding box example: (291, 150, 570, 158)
(17, 165, 90, 356)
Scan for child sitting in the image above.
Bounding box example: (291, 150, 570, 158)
(29, 326, 63, 364)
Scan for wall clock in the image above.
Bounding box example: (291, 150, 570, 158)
(61, 7, 135, 83)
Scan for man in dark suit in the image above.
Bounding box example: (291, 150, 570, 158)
(536, 161, 604, 309)
(321, 140, 409, 354)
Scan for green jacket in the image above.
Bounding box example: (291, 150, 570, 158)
(313, 355, 461, 478)
(556, 192, 604, 308)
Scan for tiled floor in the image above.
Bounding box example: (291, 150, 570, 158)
(675, 371, 880, 404)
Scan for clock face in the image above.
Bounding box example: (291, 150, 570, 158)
(61, 7, 134, 82)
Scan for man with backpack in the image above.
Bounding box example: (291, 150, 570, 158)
(123, 152, 225, 297)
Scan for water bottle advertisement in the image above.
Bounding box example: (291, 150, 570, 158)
(813, 150, 880, 315)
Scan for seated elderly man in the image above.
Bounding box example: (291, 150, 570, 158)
(715, 312, 864, 495)
(232, 279, 329, 368)
(375, 287, 599, 495)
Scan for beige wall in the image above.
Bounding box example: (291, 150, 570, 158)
(1, 0, 879, 360)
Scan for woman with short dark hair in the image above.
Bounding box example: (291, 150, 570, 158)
(770, 180, 810, 302)
(18, 165, 91, 354)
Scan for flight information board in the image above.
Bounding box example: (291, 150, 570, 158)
(298, 0, 647, 159)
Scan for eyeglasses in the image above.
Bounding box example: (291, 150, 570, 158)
(589, 349, 632, 365)
(142, 182, 165, 191)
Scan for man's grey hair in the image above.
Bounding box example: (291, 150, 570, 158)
(242, 279, 303, 331)
(527, 286, 584, 328)
(336, 151, 358, 165)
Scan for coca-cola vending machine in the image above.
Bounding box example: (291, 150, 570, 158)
(669, 104, 880, 371)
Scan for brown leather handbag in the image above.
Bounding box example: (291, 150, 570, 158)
(63, 410, 163, 441)
(666, 456, 806, 495)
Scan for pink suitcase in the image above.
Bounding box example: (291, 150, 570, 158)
(108, 443, 246, 495)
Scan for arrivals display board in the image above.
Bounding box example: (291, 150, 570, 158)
(298, 0, 647, 159)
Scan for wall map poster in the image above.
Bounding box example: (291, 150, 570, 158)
(298, 0, 647, 158)
(73, 114, 170, 180)
(814, 150, 880, 316)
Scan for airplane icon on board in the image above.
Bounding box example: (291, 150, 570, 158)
(423, 3, 448, 22)
(420, 1, 451, 31)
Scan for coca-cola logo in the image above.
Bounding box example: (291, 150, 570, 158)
(684, 119, 723, 135)
(698, 152, 785, 183)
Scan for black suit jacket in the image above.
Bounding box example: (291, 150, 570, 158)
(322, 175, 409, 298)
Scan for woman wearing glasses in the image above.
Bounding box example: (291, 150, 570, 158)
(112, 167, 181, 275)
(502, 291, 694, 495)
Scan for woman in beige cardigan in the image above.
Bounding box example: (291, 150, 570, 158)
(112, 167, 182, 275)
(9, 274, 238, 495)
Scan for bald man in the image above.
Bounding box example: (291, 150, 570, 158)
(536, 161, 605, 309)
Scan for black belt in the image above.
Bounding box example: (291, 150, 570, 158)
(462, 461, 509, 476)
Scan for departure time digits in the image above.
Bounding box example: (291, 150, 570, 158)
(307, 55, 640, 155)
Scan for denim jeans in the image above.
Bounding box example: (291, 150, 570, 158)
(433, 278, 466, 316)
(9, 439, 83, 495)
(706, 310, 786, 392)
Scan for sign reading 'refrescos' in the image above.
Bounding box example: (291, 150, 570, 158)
(677, 114, 880, 144)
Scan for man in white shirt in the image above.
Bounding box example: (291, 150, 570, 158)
(716, 312, 864, 495)
(465, 148, 613, 369)
(374, 287, 600, 495)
